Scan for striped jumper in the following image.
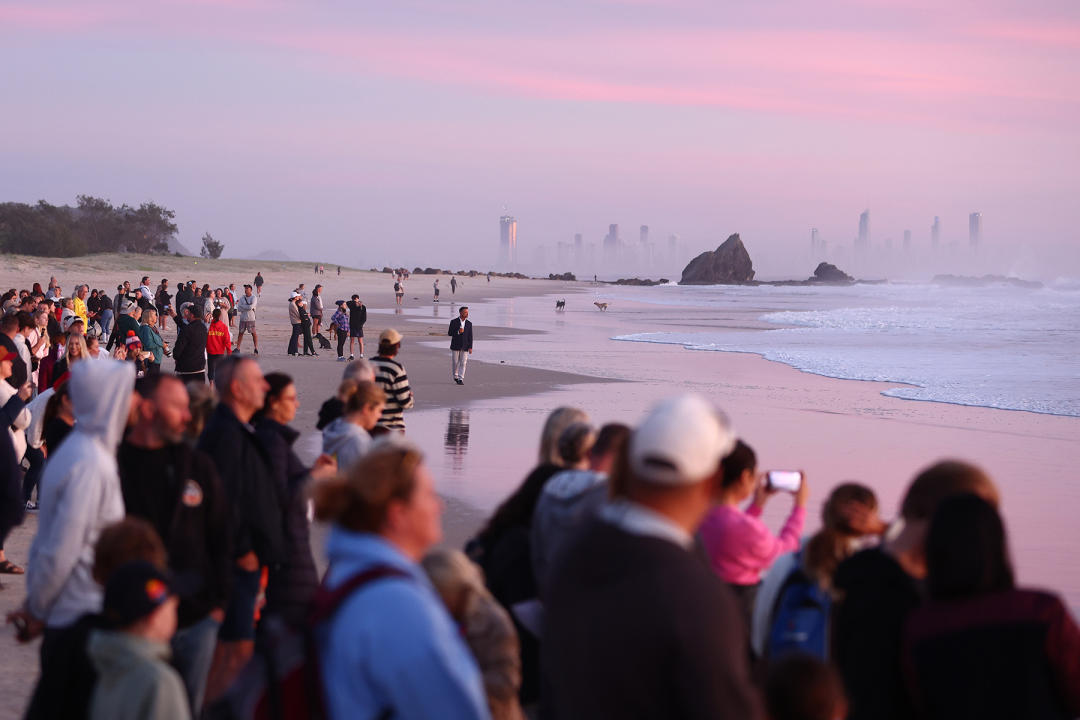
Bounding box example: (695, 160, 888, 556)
(371, 355, 415, 430)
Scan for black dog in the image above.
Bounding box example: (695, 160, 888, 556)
(555, 299, 566, 311)
(314, 332, 333, 350)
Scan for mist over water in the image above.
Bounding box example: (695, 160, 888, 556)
(614, 282, 1080, 417)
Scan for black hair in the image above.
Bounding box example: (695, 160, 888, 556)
(261, 372, 294, 413)
(926, 493, 1014, 600)
(721, 439, 756, 488)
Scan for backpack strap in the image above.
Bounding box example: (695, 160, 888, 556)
(309, 565, 411, 625)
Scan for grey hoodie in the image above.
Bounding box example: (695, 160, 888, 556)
(530, 469, 607, 598)
(321, 417, 371, 472)
(26, 359, 134, 626)
(88, 630, 191, 720)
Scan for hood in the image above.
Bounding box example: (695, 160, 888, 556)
(87, 630, 171, 676)
(543, 469, 606, 501)
(322, 417, 367, 454)
(70, 358, 135, 450)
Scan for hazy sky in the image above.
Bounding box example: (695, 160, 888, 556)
(2, 0, 1078, 277)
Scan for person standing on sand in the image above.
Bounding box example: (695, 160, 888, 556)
(172, 304, 208, 384)
(371, 329, 413, 432)
(310, 285, 324, 336)
(451, 276, 458, 295)
(433, 279, 440, 303)
(346, 294, 367, 361)
(394, 278, 404, 305)
(448, 306, 473, 385)
(234, 285, 258, 355)
(253, 272, 264, 297)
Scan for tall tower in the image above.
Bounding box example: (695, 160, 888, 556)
(903, 229, 912, 250)
(603, 224, 620, 264)
(969, 212, 982, 248)
(499, 215, 517, 267)
(857, 210, 870, 249)
(810, 227, 822, 254)
(931, 216, 940, 248)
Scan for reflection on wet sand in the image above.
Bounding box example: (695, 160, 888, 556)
(444, 408, 471, 472)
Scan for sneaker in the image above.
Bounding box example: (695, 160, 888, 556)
(348, 355, 354, 361)
(337, 356, 346, 362)
(253, 348, 259, 355)
(455, 378, 464, 385)
(25, 501, 37, 512)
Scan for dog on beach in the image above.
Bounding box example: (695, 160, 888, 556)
(555, 299, 566, 311)
(594, 301, 609, 311)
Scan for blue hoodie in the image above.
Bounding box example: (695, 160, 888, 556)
(316, 528, 491, 720)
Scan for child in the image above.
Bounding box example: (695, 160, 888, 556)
(88, 561, 191, 720)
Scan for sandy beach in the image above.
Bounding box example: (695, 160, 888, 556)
(1, 254, 1078, 717)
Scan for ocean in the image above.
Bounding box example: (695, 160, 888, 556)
(611, 280, 1080, 418)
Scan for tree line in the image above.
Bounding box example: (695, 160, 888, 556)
(0, 195, 185, 257)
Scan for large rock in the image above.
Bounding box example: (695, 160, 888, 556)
(679, 234, 755, 284)
(809, 262, 854, 283)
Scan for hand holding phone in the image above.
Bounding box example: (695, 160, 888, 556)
(765, 470, 803, 493)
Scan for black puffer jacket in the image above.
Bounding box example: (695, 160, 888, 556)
(198, 404, 285, 566)
(254, 418, 318, 625)
(172, 319, 208, 374)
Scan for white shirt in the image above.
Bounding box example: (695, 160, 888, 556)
(598, 498, 693, 549)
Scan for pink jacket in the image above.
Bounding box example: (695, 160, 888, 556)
(699, 503, 806, 586)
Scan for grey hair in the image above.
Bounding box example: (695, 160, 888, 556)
(342, 357, 375, 383)
(213, 355, 249, 398)
(420, 548, 492, 607)
(539, 406, 590, 465)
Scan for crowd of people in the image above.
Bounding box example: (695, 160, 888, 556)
(2, 273, 1079, 720)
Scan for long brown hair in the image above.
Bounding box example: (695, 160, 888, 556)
(803, 482, 878, 589)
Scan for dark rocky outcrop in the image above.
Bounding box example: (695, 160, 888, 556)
(808, 262, 854, 284)
(679, 234, 755, 285)
(612, 277, 669, 286)
(548, 272, 577, 281)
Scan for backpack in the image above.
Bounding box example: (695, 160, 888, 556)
(765, 556, 832, 660)
(206, 565, 409, 720)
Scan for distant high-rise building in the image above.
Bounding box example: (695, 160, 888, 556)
(857, 210, 870, 249)
(499, 215, 517, 267)
(811, 227, 824, 255)
(931, 216, 940, 248)
(969, 212, 982, 248)
(574, 232, 584, 265)
(903, 229, 912, 250)
(639, 225, 649, 244)
(603, 224, 621, 263)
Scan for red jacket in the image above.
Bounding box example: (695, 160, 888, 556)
(206, 321, 231, 356)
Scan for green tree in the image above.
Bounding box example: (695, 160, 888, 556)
(200, 232, 224, 259)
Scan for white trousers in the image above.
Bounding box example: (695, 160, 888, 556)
(451, 349, 469, 380)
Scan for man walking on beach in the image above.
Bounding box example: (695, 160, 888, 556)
(450, 276, 457, 295)
(543, 395, 762, 719)
(234, 285, 258, 354)
(433, 279, 440, 303)
(448, 306, 472, 385)
(253, 272, 264, 296)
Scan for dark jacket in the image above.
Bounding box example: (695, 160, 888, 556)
(903, 588, 1080, 720)
(172, 319, 207, 374)
(197, 404, 285, 566)
(832, 548, 922, 720)
(346, 300, 366, 331)
(543, 517, 763, 719)
(448, 317, 473, 351)
(0, 414, 24, 544)
(117, 441, 232, 627)
(254, 418, 318, 625)
(107, 313, 140, 352)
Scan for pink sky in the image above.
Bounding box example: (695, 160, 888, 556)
(2, 0, 1078, 276)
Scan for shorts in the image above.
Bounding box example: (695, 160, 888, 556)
(239, 321, 255, 332)
(349, 328, 364, 338)
(395, 292, 403, 298)
(219, 567, 261, 641)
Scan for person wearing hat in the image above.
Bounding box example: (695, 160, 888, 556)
(542, 395, 763, 719)
(330, 300, 350, 361)
(107, 298, 141, 353)
(448, 306, 473, 385)
(370, 328, 414, 431)
(287, 292, 303, 356)
(86, 561, 191, 720)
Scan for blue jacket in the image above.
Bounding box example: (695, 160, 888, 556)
(316, 529, 491, 720)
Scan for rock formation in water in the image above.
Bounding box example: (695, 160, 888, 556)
(679, 234, 755, 285)
(808, 262, 854, 284)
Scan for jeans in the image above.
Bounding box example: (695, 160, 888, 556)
(23, 445, 45, 503)
(288, 323, 302, 355)
(337, 331, 347, 358)
(99, 309, 113, 337)
(172, 614, 221, 715)
(300, 320, 315, 355)
(206, 353, 225, 382)
(451, 349, 469, 380)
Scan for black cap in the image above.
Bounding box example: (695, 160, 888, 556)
(102, 561, 179, 626)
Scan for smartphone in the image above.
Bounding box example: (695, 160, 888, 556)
(766, 470, 802, 493)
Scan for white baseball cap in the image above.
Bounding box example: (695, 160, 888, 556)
(629, 395, 735, 485)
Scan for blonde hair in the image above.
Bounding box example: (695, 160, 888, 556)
(421, 548, 492, 610)
(140, 308, 156, 324)
(65, 333, 88, 361)
(312, 442, 424, 533)
(343, 380, 386, 414)
(538, 407, 589, 465)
